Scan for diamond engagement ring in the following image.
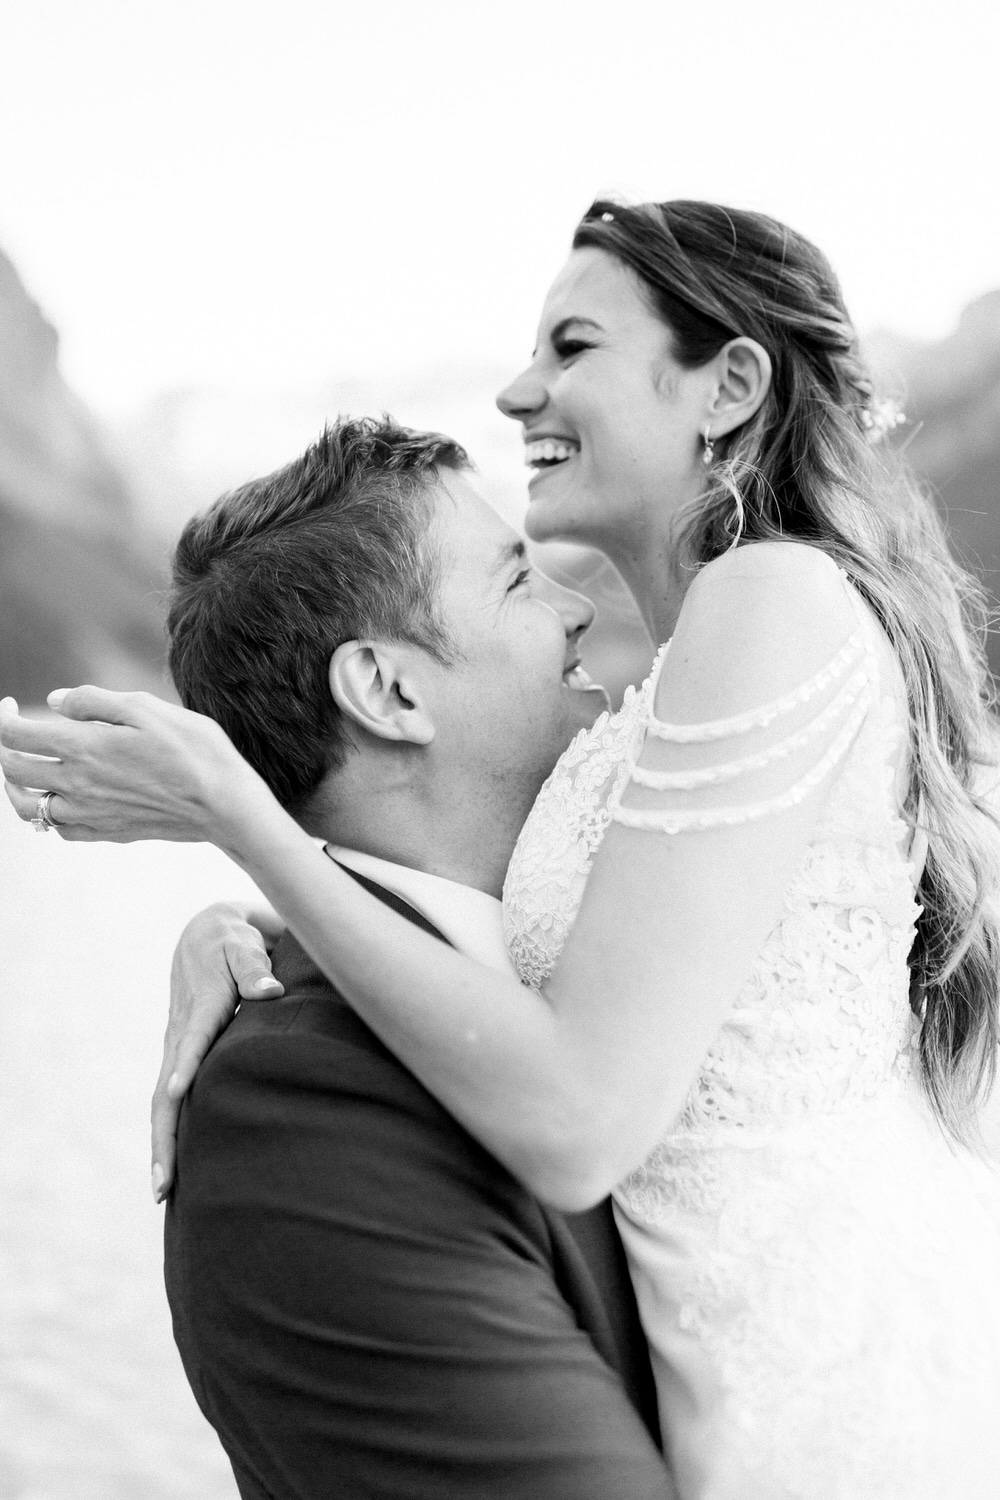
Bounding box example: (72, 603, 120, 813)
(32, 790, 59, 833)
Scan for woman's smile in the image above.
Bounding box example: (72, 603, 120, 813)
(525, 436, 580, 470)
(525, 435, 580, 495)
(499, 247, 708, 559)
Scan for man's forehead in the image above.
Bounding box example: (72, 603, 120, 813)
(432, 471, 523, 571)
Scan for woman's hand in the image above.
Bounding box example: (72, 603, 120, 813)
(0, 687, 264, 846)
(151, 901, 287, 1201)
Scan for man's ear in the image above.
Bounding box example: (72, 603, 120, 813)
(328, 641, 435, 746)
(706, 337, 772, 439)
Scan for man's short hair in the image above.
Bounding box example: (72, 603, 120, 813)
(167, 415, 469, 813)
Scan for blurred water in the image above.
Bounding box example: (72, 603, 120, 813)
(0, 790, 258, 1499)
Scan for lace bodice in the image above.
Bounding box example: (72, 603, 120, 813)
(503, 568, 1000, 1497)
(504, 578, 923, 1141)
(502, 670, 656, 991)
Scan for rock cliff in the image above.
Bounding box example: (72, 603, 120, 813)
(0, 250, 167, 703)
(3, 235, 997, 710)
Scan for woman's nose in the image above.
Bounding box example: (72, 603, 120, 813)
(496, 362, 547, 421)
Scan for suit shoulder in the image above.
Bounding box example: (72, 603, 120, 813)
(191, 993, 499, 1156)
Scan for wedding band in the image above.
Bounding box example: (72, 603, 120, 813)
(32, 790, 59, 833)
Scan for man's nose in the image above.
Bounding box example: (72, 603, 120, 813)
(536, 573, 596, 642)
(496, 362, 546, 421)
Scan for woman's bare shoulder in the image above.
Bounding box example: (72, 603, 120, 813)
(660, 543, 859, 724)
(689, 539, 845, 594)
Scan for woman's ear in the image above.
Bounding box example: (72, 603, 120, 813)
(328, 642, 435, 746)
(707, 337, 772, 438)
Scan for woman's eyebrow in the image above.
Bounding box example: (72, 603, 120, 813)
(532, 316, 603, 358)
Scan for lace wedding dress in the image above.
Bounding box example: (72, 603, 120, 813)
(503, 571, 1000, 1499)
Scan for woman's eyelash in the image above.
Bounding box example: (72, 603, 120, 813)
(553, 338, 591, 359)
(508, 568, 532, 592)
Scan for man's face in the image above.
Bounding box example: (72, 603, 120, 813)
(420, 471, 608, 820)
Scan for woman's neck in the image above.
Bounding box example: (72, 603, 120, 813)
(606, 536, 690, 645)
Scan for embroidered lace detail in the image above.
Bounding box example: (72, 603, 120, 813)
(503, 649, 666, 992)
(614, 1100, 1000, 1498)
(502, 572, 1000, 1497)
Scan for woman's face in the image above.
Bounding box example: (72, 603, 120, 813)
(497, 247, 710, 563)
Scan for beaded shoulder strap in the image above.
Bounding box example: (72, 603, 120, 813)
(610, 568, 877, 834)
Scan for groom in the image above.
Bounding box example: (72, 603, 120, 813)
(161, 417, 673, 1497)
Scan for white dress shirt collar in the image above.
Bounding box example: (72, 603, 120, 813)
(324, 845, 516, 977)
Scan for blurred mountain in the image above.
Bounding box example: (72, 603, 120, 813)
(0, 249, 168, 703)
(111, 370, 532, 540)
(865, 291, 1000, 681)
(111, 373, 657, 705)
(3, 235, 997, 713)
(116, 303, 1000, 703)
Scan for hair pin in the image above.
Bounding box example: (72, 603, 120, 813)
(860, 398, 907, 444)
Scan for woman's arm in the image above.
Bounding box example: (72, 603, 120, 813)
(232, 543, 860, 1206)
(0, 546, 863, 1209)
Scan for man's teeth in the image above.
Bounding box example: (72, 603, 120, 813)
(525, 439, 577, 467)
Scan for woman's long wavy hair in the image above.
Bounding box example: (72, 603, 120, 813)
(574, 198, 1000, 1146)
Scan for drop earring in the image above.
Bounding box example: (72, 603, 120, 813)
(701, 425, 715, 467)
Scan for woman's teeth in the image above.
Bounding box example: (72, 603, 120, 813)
(525, 439, 576, 468)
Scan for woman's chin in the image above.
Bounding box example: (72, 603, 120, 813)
(524, 483, 581, 544)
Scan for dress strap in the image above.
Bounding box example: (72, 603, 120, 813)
(837, 566, 883, 683)
(631, 666, 870, 791)
(610, 562, 879, 836)
(611, 689, 871, 832)
(644, 631, 865, 743)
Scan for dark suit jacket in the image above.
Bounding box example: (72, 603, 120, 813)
(165, 878, 670, 1499)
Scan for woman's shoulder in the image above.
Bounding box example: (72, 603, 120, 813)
(680, 540, 854, 642)
(658, 543, 862, 726)
(689, 539, 846, 596)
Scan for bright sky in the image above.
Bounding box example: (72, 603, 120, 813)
(1, 0, 998, 414)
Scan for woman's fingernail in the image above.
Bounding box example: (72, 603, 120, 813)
(0, 696, 16, 712)
(166, 1072, 182, 1097)
(152, 1164, 166, 1202)
(47, 689, 69, 708)
(254, 976, 281, 991)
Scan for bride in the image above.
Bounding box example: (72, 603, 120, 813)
(4, 199, 1000, 1498)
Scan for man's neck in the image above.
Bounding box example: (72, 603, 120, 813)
(305, 780, 516, 899)
(337, 829, 503, 895)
